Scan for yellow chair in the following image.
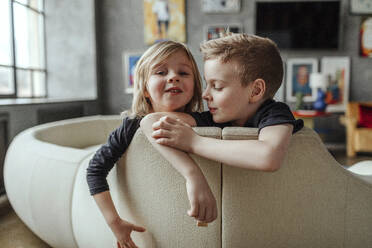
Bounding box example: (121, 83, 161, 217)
(344, 102, 372, 157)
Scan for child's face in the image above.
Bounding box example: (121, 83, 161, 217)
(145, 50, 195, 113)
(203, 58, 255, 126)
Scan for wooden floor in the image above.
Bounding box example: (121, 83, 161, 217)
(0, 150, 371, 248)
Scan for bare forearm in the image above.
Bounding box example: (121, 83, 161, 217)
(191, 125, 293, 171)
(141, 114, 202, 179)
(93, 191, 121, 226)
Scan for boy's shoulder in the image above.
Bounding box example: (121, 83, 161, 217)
(252, 99, 304, 133)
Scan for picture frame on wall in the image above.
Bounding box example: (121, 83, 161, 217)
(202, 0, 241, 13)
(321, 56, 350, 112)
(123, 51, 143, 94)
(350, 0, 372, 15)
(360, 17, 372, 57)
(203, 23, 242, 41)
(286, 58, 318, 102)
(144, 0, 186, 45)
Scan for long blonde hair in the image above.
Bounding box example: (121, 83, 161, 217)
(125, 41, 203, 118)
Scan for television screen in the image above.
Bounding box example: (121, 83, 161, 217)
(255, 1, 340, 49)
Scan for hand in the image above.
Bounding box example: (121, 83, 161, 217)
(152, 116, 197, 152)
(185, 173, 218, 223)
(109, 217, 146, 248)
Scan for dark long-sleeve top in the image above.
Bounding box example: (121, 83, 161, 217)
(86, 116, 141, 195)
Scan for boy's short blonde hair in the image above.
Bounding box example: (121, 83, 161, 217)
(200, 33, 283, 99)
(129, 41, 203, 117)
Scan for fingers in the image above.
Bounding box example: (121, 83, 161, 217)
(152, 129, 171, 139)
(198, 206, 206, 222)
(187, 200, 199, 218)
(132, 224, 146, 232)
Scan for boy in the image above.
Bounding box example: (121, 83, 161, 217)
(140, 33, 303, 221)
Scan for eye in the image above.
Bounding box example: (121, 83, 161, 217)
(213, 85, 223, 91)
(179, 71, 190, 76)
(155, 70, 165, 75)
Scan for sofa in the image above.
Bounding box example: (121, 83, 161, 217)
(344, 102, 372, 157)
(4, 115, 372, 248)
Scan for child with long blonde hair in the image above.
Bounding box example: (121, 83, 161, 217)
(87, 40, 217, 248)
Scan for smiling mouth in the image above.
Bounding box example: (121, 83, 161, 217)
(165, 87, 183, 93)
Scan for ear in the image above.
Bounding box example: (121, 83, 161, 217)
(249, 79, 266, 103)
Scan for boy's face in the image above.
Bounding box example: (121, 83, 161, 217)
(203, 58, 255, 126)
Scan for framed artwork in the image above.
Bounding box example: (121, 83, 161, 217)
(286, 58, 318, 102)
(204, 23, 242, 41)
(123, 51, 143, 94)
(144, 0, 186, 45)
(202, 0, 241, 13)
(321, 56, 350, 112)
(360, 17, 372, 57)
(350, 0, 372, 15)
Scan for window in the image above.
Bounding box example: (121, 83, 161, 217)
(0, 0, 46, 98)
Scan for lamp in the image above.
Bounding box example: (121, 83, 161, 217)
(310, 73, 329, 111)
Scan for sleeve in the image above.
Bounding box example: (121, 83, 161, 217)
(257, 102, 304, 134)
(86, 117, 140, 195)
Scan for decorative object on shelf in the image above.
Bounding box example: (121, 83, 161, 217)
(123, 51, 143, 94)
(350, 0, 372, 15)
(320, 56, 350, 112)
(295, 92, 304, 110)
(144, 0, 186, 45)
(360, 17, 372, 57)
(286, 58, 318, 102)
(201, 0, 241, 13)
(310, 73, 329, 111)
(204, 23, 242, 41)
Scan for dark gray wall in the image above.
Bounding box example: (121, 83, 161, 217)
(96, 0, 372, 115)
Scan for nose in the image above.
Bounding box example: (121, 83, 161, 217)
(167, 72, 180, 83)
(202, 87, 211, 101)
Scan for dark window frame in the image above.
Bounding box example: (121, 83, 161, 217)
(0, 0, 47, 99)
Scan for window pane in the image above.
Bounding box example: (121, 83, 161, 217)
(29, 0, 44, 12)
(14, 2, 45, 69)
(0, 66, 14, 95)
(0, 0, 12, 66)
(14, 0, 28, 5)
(32, 71, 45, 97)
(16, 69, 32, 97)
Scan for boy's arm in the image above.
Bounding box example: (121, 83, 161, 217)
(140, 113, 217, 223)
(152, 116, 293, 171)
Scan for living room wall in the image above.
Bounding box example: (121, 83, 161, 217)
(96, 0, 372, 115)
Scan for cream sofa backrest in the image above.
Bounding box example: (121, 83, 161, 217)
(5, 116, 372, 248)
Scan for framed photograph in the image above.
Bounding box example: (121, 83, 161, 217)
(202, 0, 241, 13)
(286, 58, 318, 102)
(350, 0, 372, 15)
(204, 23, 242, 41)
(123, 51, 143, 94)
(321, 56, 350, 112)
(144, 0, 186, 45)
(360, 17, 372, 57)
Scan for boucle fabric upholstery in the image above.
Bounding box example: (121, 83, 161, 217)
(4, 115, 372, 248)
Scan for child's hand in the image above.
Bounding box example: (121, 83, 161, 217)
(185, 173, 217, 223)
(109, 217, 146, 248)
(152, 116, 197, 152)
